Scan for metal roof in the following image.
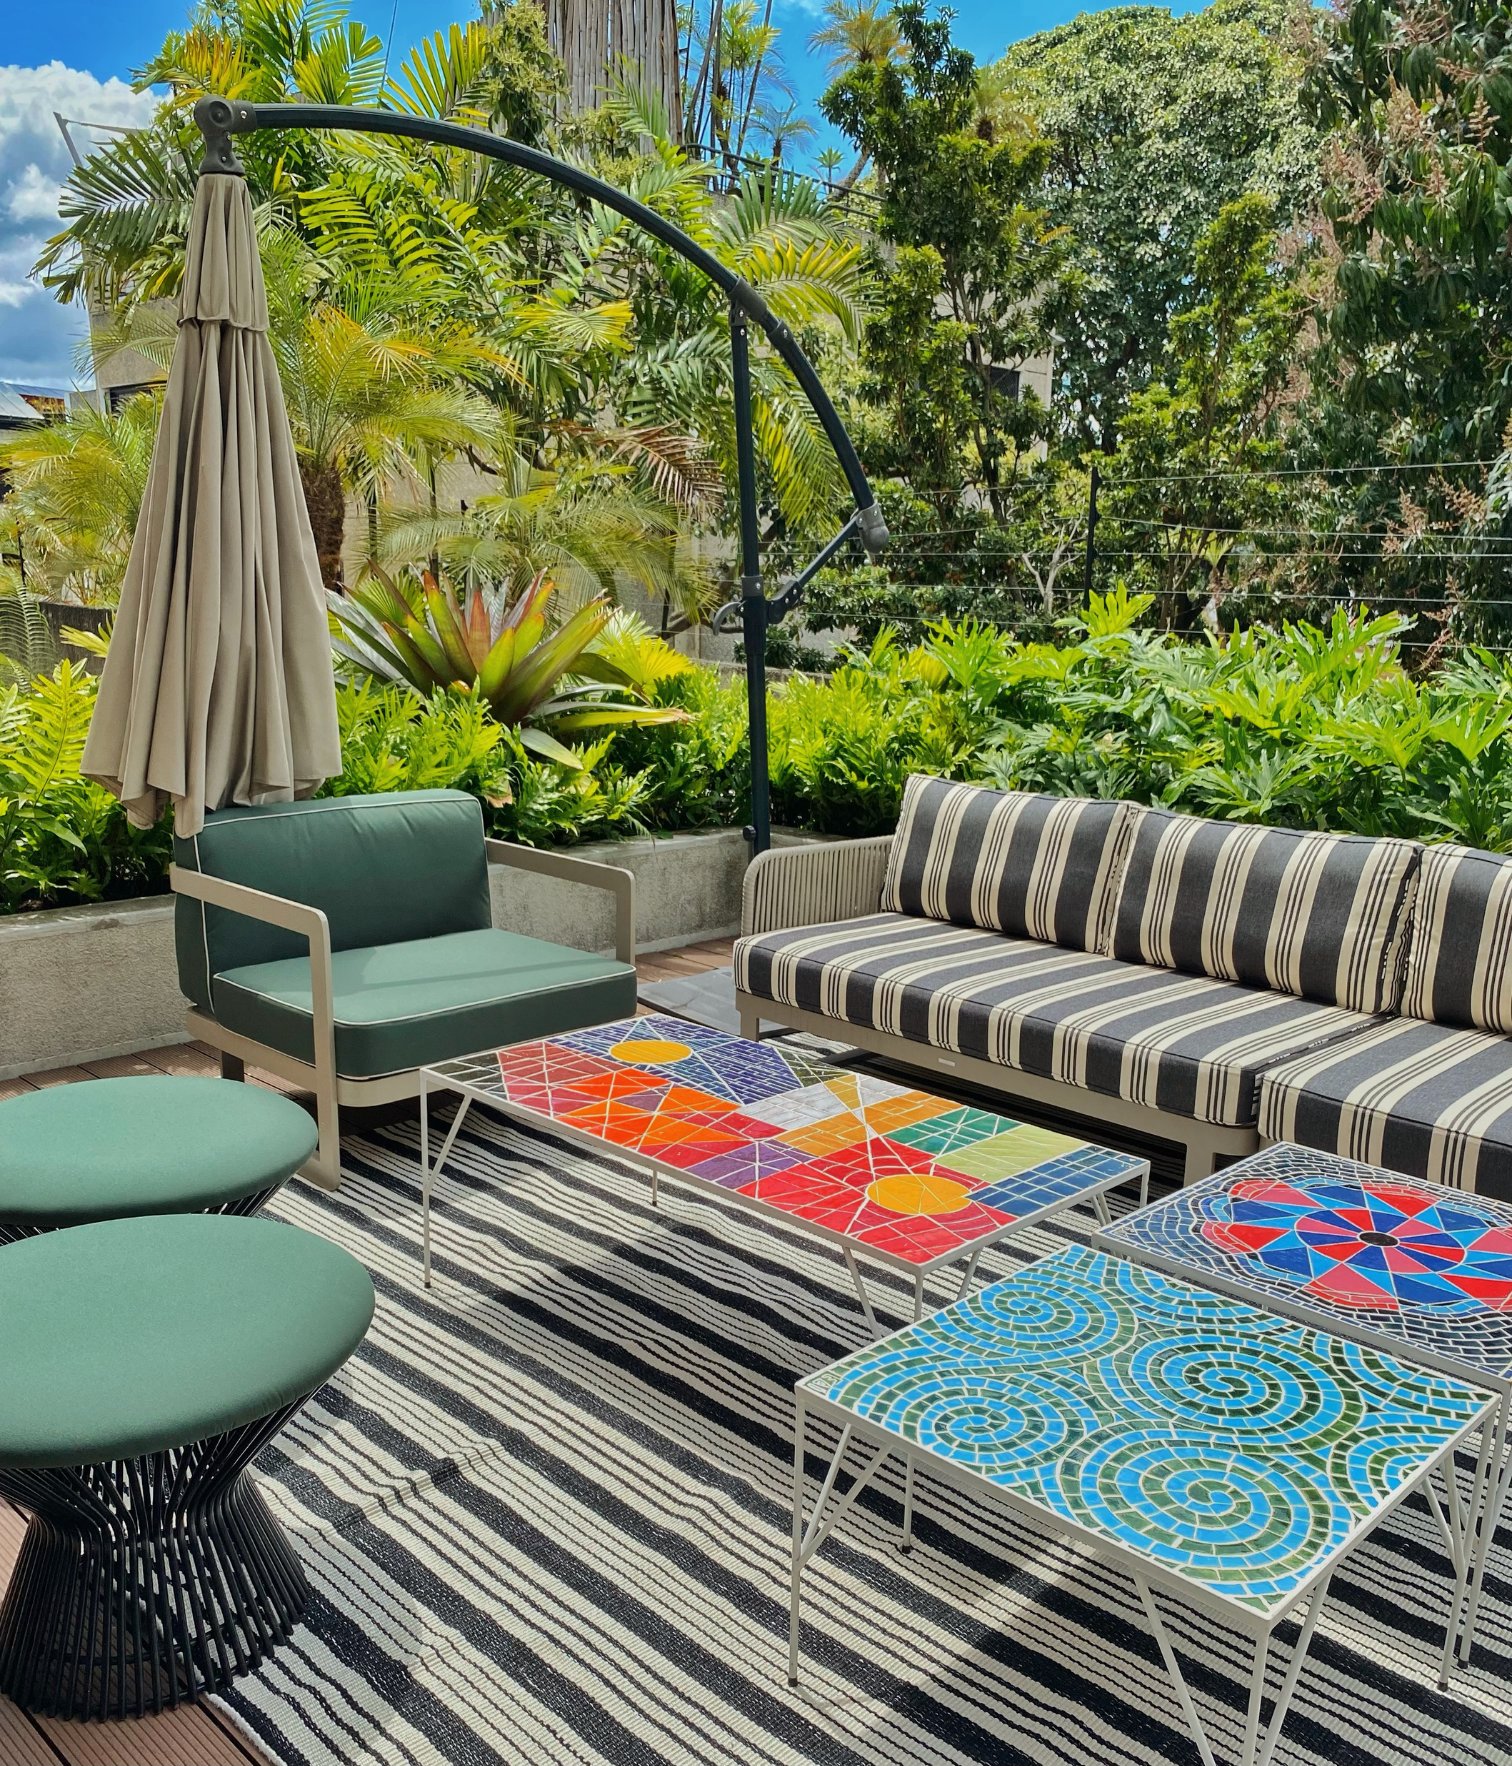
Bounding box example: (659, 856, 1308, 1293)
(0, 388, 44, 425)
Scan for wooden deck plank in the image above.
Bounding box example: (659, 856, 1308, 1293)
(79, 1054, 176, 1081)
(0, 1081, 38, 1103)
(131, 1044, 219, 1078)
(0, 1702, 56, 1766)
(32, 1709, 255, 1766)
(17, 1068, 93, 1090)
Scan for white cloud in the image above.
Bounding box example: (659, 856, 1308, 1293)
(0, 62, 156, 386)
(6, 162, 62, 223)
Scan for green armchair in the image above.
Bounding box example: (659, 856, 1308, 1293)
(170, 790, 636, 1187)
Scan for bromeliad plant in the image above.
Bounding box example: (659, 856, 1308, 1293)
(329, 567, 690, 766)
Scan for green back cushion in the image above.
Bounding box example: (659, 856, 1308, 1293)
(175, 790, 492, 1008)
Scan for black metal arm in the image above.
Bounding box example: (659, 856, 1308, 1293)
(193, 95, 888, 852)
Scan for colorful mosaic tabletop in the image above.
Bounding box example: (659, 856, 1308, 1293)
(800, 1243, 1494, 1615)
(1099, 1143, 1512, 1385)
(431, 1016, 1144, 1269)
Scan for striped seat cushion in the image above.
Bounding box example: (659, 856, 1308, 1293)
(1110, 809, 1420, 1013)
(880, 775, 1132, 952)
(1258, 1018, 1512, 1197)
(736, 913, 1378, 1128)
(1402, 843, 1512, 1032)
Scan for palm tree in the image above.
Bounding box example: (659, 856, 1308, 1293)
(0, 396, 160, 605)
(372, 433, 706, 621)
(807, 2, 900, 80)
(105, 241, 511, 591)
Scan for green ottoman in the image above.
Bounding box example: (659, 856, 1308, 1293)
(0, 1213, 374, 1720)
(0, 1077, 318, 1240)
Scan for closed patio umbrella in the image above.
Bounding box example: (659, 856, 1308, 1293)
(82, 164, 340, 837)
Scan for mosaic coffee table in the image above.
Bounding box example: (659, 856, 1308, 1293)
(1094, 1140, 1512, 1667)
(419, 1015, 1146, 1330)
(791, 1243, 1497, 1766)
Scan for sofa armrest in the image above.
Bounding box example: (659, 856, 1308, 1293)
(168, 865, 338, 1119)
(741, 836, 894, 937)
(485, 839, 636, 967)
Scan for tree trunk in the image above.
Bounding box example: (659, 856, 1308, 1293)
(300, 460, 347, 592)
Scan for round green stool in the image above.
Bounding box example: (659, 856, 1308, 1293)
(0, 1077, 318, 1241)
(0, 1213, 374, 1720)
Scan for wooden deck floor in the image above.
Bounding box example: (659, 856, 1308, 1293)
(0, 939, 735, 1766)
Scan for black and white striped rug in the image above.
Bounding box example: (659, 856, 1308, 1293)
(216, 1106, 1512, 1766)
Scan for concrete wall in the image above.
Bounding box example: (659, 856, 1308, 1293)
(0, 827, 779, 1079)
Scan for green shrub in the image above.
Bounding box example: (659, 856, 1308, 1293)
(7, 602, 1512, 919)
(0, 662, 170, 914)
(327, 681, 653, 847)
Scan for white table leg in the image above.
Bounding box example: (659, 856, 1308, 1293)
(787, 1418, 891, 1685)
(953, 1243, 985, 1302)
(1459, 1390, 1512, 1666)
(1136, 1572, 1330, 1766)
(900, 1459, 915, 1554)
(842, 1248, 882, 1338)
(421, 1089, 472, 1290)
(788, 1404, 807, 1685)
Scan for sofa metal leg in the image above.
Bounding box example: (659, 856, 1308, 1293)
(220, 1051, 245, 1082)
(738, 1000, 763, 1041)
(1182, 1135, 1217, 1187)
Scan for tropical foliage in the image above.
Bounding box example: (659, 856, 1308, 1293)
(13, 601, 1512, 914)
(329, 567, 689, 762)
(0, 397, 160, 605)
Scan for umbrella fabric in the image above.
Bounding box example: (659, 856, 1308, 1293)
(82, 171, 340, 837)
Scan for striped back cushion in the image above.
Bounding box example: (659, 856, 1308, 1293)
(1402, 843, 1512, 1031)
(1109, 808, 1420, 1013)
(880, 775, 1133, 952)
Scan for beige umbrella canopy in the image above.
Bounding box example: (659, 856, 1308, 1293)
(82, 169, 340, 837)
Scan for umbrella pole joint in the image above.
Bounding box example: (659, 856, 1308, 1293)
(193, 96, 255, 177)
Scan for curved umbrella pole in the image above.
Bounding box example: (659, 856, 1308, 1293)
(194, 96, 889, 854)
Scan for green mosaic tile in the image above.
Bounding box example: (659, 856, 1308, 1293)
(936, 1122, 1089, 1183)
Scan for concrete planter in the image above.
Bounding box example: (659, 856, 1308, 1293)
(0, 827, 780, 1080)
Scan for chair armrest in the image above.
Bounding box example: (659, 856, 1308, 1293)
(168, 867, 337, 1092)
(485, 840, 636, 967)
(741, 836, 894, 937)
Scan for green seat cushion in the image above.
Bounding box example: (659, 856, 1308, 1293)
(0, 1077, 318, 1227)
(0, 1214, 374, 1468)
(211, 926, 639, 1079)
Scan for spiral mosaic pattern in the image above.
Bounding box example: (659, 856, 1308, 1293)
(805, 1244, 1493, 1614)
(1055, 1429, 1349, 1594)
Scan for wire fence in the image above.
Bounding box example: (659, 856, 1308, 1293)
(784, 458, 1512, 664)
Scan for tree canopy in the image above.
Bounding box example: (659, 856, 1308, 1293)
(999, 0, 1318, 454)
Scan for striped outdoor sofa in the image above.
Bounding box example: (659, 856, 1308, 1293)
(735, 775, 1512, 1196)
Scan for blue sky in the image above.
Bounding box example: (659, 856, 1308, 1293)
(0, 1, 1203, 385)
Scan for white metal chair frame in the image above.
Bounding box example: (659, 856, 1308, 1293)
(170, 840, 634, 1189)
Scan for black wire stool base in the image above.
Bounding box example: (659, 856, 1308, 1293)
(0, 1405, 309, 1720)
(0, 1186, 281, 1245)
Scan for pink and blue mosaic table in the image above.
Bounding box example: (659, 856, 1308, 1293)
(419, 1015, 1147, 1330)
(1094, 1140, 1512, 1667)
(791, 1243, 1497, 1766)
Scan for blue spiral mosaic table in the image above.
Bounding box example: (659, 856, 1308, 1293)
(1093, 1141, 1512, 1671)
(791, 1243, 1496, 1766)
(798, 1242, 1492, 1619)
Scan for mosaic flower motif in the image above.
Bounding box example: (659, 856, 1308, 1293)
(1199, 1177, 1512, 1313)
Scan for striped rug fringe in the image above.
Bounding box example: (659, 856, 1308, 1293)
(212, 1110, 1512, 1766)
